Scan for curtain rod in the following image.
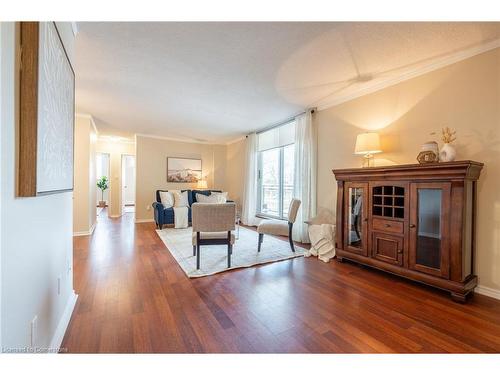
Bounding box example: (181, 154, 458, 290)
(252, 108, 316, 136)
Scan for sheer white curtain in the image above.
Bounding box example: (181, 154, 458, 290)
(292, 111, 317, 242)
(241, 133, 259, 226)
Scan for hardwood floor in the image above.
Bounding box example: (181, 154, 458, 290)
(61, 210, 500, 353)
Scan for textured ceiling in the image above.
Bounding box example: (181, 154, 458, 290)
(75, 22, 500, 143)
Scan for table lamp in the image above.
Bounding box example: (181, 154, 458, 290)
(354, 133, 382, 167)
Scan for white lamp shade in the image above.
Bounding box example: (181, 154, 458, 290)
(197, 179, 208, 189)
(354, 133, 382, 155)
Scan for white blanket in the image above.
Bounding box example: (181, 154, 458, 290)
(305, 223, 336, 262)
(173, 206, 189, 229)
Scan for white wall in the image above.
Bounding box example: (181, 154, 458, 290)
(73, 114, 98, 235)
(225, 47, 500, 298)
(135, 135, 227, 222)
(316, 48, 500, 295)
(0, 22, 77, 351)
(225, 138, 246, 208)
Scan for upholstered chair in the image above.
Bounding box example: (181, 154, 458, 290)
(257, 199, 301, 252)
(192, 203, 236, 269)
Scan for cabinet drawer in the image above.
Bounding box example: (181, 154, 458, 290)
(372, 218, 403, 234)
(372, 232, 404, 266)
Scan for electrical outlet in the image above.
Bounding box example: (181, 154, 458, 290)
(31, 316, 38, 348)
(57, 276, 61, 295)
(146, 205, 151, 211)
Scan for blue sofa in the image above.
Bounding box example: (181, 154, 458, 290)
(152, 189, 228, 229)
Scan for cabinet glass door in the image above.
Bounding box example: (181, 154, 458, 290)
(344, 182, 368, 256)
(416, 189, 442, 268)
(409, 183, 450, 278)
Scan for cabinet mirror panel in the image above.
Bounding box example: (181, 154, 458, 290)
(416, 188, 442, 269)
(348, 187, 363, 248)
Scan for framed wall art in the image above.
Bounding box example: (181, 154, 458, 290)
(167, 157, 202, 183)
(18, 22, 75, 196)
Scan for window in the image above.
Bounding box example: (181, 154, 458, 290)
(257, 121, 295, 220)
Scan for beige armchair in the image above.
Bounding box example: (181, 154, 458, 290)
(192, 203, 236, 270)
(257, 198, 301, 252)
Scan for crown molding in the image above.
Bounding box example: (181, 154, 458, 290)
(135, 132, 227, 146)
(225, 135, 246, 145)
(316, 39, 500, 111)
(136, 132, 246, 146)
(75, 39, 500, 143)
(98, 135, 135, 145)
(75, 113, 98, 135)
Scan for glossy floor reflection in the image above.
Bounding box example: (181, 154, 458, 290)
(62, 210, 500, 353)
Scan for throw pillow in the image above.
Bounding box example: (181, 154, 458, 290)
(172, 190, 189, 207)
(196, 193, 219, 204)
(159, 191, 174, 208)
(211, 191, 228, 203)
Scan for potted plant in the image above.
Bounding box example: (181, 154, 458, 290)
(97, 176, 109, 207)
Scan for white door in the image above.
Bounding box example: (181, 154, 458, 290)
(122, 155, 136, 206)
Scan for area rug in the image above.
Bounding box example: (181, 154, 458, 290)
(156, 226, 305, 278)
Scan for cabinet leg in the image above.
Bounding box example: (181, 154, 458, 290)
(450, 292, 467, 303)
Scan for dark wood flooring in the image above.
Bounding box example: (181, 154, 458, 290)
(61, 210, 500, 353)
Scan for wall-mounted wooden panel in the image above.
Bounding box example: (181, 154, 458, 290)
(19, 22, 39, 197)
(18, 22, 75, 197)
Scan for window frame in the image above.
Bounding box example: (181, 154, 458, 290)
(257, 143, 294, 221)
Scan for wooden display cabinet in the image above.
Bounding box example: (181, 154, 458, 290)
(333, 161, 483, 302)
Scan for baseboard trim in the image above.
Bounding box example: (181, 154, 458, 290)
(73, 222, 96, 237)
(49, 291, 78, 352)
(475, 285, 500, 300)
(135, 218, 155, 223)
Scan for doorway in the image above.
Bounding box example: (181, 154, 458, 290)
(121, 154, 136, 213)
(96, 153, 110, 216)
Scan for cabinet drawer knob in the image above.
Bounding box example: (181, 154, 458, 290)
(385, 224, 391, 228)
(409, 224, 416, 228)
(398, 249, 403, 254)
